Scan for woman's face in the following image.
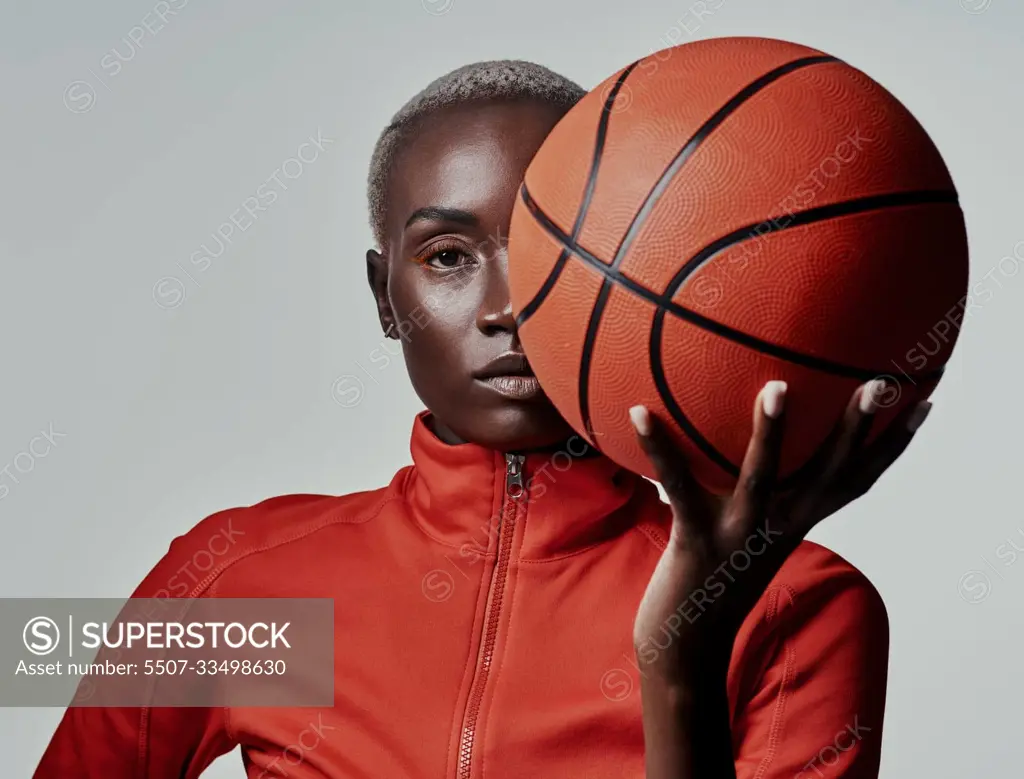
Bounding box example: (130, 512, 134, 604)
(367, 99, 576, 451)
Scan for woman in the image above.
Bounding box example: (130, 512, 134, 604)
(37, 59, 930, 779)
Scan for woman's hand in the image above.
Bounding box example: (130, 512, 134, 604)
(629, 379, 932, 778)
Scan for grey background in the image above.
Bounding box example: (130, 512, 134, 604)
(1, 0, 1020, 775)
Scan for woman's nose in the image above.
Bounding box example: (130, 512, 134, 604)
(478, 297, 515, 334)
(476, 243, 516, 335)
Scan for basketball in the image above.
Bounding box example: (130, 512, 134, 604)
(508, 36, 969, 493)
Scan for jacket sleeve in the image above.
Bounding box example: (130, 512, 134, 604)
(731, 564, 890, 779)
(33, 512, 243, 778)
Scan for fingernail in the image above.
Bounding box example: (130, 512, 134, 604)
(859, 379, 884, 414)
(906, 400, 932, 432)
(629, 405, 651, 436)
(762, 381, 787, 419)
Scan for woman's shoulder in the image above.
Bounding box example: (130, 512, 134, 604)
(730, 539, 889, 706)
(758, 539, 888, 633)
(193, 485, 398, 546)
(132, 483, 401, 599)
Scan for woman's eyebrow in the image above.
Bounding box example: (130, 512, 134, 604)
(404, 206, 478, 229)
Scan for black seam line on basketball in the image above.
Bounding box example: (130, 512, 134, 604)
(520, 184, 947, 383)
(652, 308, 945, 482)
(577, 283, 613, 441)
(649, 313, 740, 476)
(608, 54, 839, 271)
(575, 55, 837, 436)
(515, 61, 642, 329)
(651, 313, 947, 483)
(516, 55, 835, 330)
(650, 300, 949, 479)
(665, 189, 961, 298)
(576, 61, 641, 237)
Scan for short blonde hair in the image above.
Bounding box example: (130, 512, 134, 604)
(366, 60, 586, 249)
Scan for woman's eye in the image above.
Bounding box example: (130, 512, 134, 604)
(426, 250, 466, 269)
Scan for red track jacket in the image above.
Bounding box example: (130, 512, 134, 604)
(36, 411, 888, 778)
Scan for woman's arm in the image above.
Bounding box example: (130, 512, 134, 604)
(33, 509, 244, 778)
(631, 379, 928, 778)
(639, 652, 735, 779)
(639, 558, 890, 779)
(35, 705, 231, 779)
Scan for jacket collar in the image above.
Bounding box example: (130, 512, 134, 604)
(404, 411, 659, 561)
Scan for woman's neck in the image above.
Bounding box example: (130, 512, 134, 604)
(425, 414, 602, 459)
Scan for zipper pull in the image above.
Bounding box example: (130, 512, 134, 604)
(505, 453, 525, 499)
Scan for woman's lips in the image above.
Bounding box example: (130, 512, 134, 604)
(474, 351, 545, 401)
(477, 374, 544, 400)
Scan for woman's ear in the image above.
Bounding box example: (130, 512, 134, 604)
(366, 249, 398, 339)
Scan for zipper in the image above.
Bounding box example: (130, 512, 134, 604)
(504, 453, 525, 499)
(456, 452, 525, 779)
